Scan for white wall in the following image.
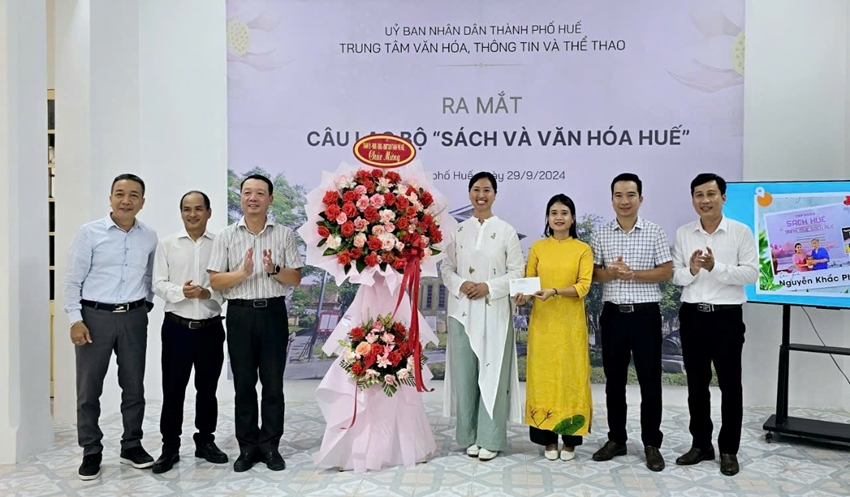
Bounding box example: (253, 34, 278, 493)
(742, 0, 850, 410)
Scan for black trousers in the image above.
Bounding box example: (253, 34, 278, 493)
(226, 300, 289, 454)
(160, 315, 225, 450)
(76, 306, 148, 456)
(679, 303, 745, 454)
(529, 426, 583, 447)
(599, 302, 663, 447)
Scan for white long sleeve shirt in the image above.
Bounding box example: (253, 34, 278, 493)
(153, 230, 223, 320)
(672, 217, 759, 304)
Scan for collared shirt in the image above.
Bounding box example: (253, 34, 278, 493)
(811, 247, 830, 270)
(63, 215, 158, 323)
(590, 217, 672, 304)
(153, 229, 224, 320)
(672, 216, 759, 304)
(207, 217, 304, 300)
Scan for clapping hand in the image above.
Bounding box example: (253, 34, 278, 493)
(689, 247, 715, 274)
(242, 247, 254, 276)
(262, 248, 275, 273)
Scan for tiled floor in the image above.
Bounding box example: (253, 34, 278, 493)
(1, 401, 849, 496)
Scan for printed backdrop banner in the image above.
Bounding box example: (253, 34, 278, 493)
(226, 0, 745, 384)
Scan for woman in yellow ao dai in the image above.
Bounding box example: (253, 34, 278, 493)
(514, 194, 593, 462)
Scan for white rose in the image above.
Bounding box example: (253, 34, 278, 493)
(326, 235, 342, 250)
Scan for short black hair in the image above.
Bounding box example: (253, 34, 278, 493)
(690, 173, 727, 196)
(544, 194, 579, 239)
(240, 174, 274, 196)
(111, 173, 146, 196)
(179, 190, 211, 210)
(468, 171, 497, 193)
(610, 173, 642, 196)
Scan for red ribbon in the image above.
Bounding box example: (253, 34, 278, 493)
(393, 251, 431, 393)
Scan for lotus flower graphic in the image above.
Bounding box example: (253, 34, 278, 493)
(227, 0, 290, 92)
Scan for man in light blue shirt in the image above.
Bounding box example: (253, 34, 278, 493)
(63, 173, 158, 480)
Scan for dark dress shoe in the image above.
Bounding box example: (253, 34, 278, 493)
(195, 442, 228, 464)
(644, 446, 665, 472)
(720, 453, 740, 476)
(675, 446, 716, 465)
(592, 440, 627, 461)
(264, 450, 286, 471)
(152, 449, 180, 474)
(233, 451, 258, 473)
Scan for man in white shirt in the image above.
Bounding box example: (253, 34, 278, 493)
(671, 173, 758, 477)
(151, 191, 228, 473)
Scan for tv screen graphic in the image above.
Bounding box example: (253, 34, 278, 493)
(724, 181, 850, 309)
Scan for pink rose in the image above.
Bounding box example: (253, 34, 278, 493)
(356, 196, 370, 211)
(355, 185, 367, 195)
(353, 233, 367, 248)
(384, 223, 395, 233)
(369, 194, 385, 209)
(335, 212, 348, 225)
(384, 375, 396, 385)
(379, 209, 396, 224)
(355, 342, 371, 355)
(353, 217, 369, 231)
(371, 225, 385, 236)
(381, 332, 395, 344)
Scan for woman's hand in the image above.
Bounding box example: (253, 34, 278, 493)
(533, 288, 557, 301)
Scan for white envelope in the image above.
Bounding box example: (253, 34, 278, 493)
(509, 277, 541, 296)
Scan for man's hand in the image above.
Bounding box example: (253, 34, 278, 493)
(513, 293, 531, 305)
(70, 321, 92, 346)
(609, 255, 634, 280)
(242, 247, 255, 276)
(699, 247, 716, 271)
(689, 249, 705, 275)
(460, 281, 475, 297)
(467, 283, 490, 300)
(183, 280, 206, 299)
(262, 248, 275, 273)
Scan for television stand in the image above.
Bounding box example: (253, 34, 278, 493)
(763, 304, 850, 445)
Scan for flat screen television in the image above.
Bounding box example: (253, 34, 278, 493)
(724, 181, 850, 309)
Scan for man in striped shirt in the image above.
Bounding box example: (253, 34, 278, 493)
(208, 174, 303, 472)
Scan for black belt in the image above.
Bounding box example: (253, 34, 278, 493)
(228, 296, 286, 309)
(81, 298, 146, 313)
(683, 302, 742, 313)
(604, 302, 658, 313)
(165, 312, 223, 330)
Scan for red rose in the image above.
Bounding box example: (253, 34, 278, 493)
(325, 204, 341, 219)
(406, 186, 417, 196)
(406, 206, 417, 217)
(420, 191, 434, 207)
(429, 227, 442, 243)
(322, 190, 339, 205)
(350, 362, 364, 375)
(350, 327, 365, 340)
(396, 196, 410, 209)
(343, 190, 358, 202)
(363, 179, 375, 193)
(337, 251, 351, 266)
(364, 252, 380, 267)
(385, 171, 402, 183)
(398, 342, 410, 356)
(382, 252, 395, 264)
(355, 169, 370, 181)
(364, 354, 376, 368)
(349, 247, 362, 259)
(383, 193, 396, 206)
(367, 237, 383, 252)
(393, 258, 406, 270)
(340, 221, 355, 237)
(393, 322, 406, 334)
(396, 217, 409, 230)
(317, 225, 331, 238)
(420, 215, 434, 228)
(370, 168, 383, 179)
(371, 343, 384, 355)
(411, 233, 422, 247)
(364, 206, 380, 223)
(342, 202, 357, 218)
(389, 351, 402, 366)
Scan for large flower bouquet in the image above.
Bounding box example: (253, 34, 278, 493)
(338, 313, 426, 397)
(316, 167, 443, 276)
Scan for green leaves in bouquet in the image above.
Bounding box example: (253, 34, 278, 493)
(758, 229, 783, 291)
(355, 258, 367, 273)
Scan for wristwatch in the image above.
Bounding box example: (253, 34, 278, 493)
(267, 265, 281, 276)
